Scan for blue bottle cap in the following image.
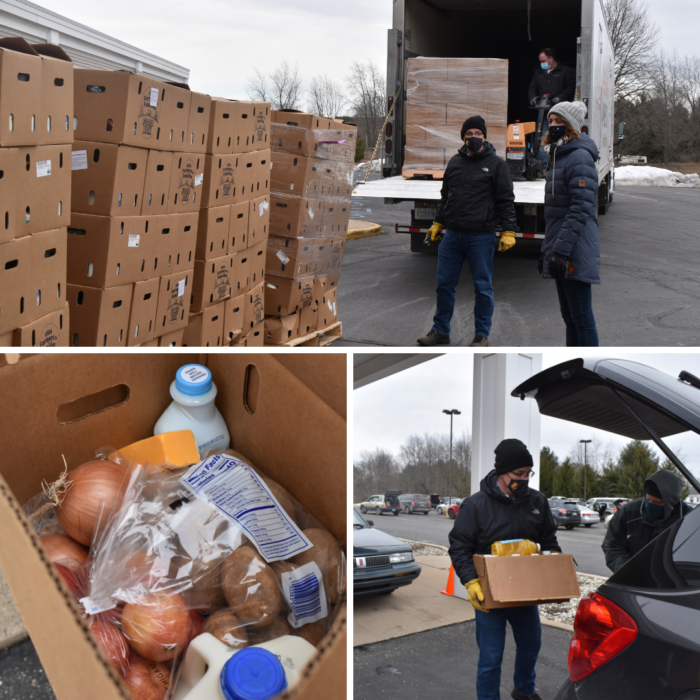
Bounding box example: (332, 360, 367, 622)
(220, 648, 287, 700)
(175, 364, 212, 397)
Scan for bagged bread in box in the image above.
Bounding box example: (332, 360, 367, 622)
(24, 441, 346, 700)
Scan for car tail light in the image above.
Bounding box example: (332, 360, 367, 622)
(568, 593, 638, 683)
(559, 509, 567, 514)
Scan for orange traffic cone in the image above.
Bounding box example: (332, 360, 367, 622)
(441, 564, 455, 596)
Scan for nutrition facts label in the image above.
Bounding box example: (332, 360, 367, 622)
(181, 454, 312, 562)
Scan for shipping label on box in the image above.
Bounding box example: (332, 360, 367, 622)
(141, 150, 173, 215)
(30, 228, 67, 322)
(13, 304, 69, 347)
(264, 277, 313, 317)
(126, 277, 160, 346)
(223, 291, 246, 343)
(155, 271, 191, 336)
(196, 205, 230, 260)
(0, 235, 32, 334)
(190, 254, 233, 313)
(168, 153, 204, 213)
(229, 201, 249, 253)
(182, 305, 225, 348)
(247, 194, 270, 248)
(184, 91, 211, 154)
(33, 44, 74, 146)
(67, 283, 133, 347)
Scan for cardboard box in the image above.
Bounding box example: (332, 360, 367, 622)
(206, 97, 236, 155)
(243, 319, 265, 346)
(473, 553, 580, 609)
(158, 328, 185, 346)
(170, 212, 198, 274)
(322, 200, 351, 237)
(228, 201, 249, 253)
(30, 228, 67, 320)
(12, 304, 69, 347)
(32, 44, 74, 146)
(126, 277, 160, 346)
(0, 39, 42, 147)
(154, 270, 191, 336)
(16, 144, 71, 235)
(298, 301, 318, 336)
(242, 281, 264, 334)
(195, 205, 230, 260)
(0, 354, 346, 699)
(329, 237, 347, 274)
(315, 276, 338, 330)
(182, 305, 225, 347)
(183, 91, 211, 154)
(271, 110, 345, 158)
(266, 236, 314, 280)
(269, 195, 324, 239)
(159, 82, 192, 151)
(264, 276, 314, 316)
(0, 148, 19, 245)
(190, 254, 233, 313)
(271, 152, 329, 199)
(230, 101, 271, 154)
(141, 150, 173, 215)
(135, 337, 159, 347)
(71, 142, 148, 217)
(264, 312, 299, 345)
(248, 194, 270, 248)
(167, 153, 204, 214)
(0, 235, 32, 334)
(223, 291, 246, 343)
(0, 330, 12, 345)
(233, 149, 271, 204)
(201, 154, 238, 208)
(67, 214, 157, 288)
(147, 212, 197, 276)
(247, 238, 266, 290)
(67, 283, 132, 346)
(231, 249, 250, 296)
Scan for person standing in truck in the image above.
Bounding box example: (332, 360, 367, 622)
(417, 116, 517, 348)
(449, 439, 561, 700)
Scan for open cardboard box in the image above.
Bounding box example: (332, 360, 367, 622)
(473, 553, 580, 610)
(0, 353, 347, 699)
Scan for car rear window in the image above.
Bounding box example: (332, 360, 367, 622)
(609, 507, 700, 590)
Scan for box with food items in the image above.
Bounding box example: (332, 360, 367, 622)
(0, 353, 347, 700)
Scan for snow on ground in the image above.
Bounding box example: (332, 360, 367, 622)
(354, 159, 382, 175)
(615, 165, 700, 188)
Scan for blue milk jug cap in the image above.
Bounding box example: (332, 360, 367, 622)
(175, 364, 212, 397)
(220, 647, 287, 700)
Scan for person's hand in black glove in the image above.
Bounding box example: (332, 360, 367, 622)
(552, 97, 560, 104)
(537, 255, 544, 275)
(530, 97, 538, 106)
(548, 253, 569, 279)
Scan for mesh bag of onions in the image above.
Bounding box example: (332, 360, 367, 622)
(25, 447, 346, 700)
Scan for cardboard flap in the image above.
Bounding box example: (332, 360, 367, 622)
(32, 44, 73, 62)
(166, 80, 191, 90)
(0, 37, 40, 56)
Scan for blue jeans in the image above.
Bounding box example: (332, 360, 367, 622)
(432, 230, 497, 337)
(475, 605, 542, 700)
(555, 279, 599, 346)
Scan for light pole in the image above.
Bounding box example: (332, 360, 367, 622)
(580, 439, 592, 501)
(443, 409, 461, 503)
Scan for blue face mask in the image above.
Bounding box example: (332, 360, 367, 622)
(549, 125, 567, 142)
(644, 498, 665, 520)
(541, 62, 550, 70)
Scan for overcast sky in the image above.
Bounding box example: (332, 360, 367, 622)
(42, 0, 699, 101)
(353, 352, 700, 483)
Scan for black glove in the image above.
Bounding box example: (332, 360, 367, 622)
(548, 253, 568, 280)
(530, 97, 538, 106)
(537, 255, 544, 275)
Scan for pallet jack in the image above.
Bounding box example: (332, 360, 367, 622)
(505, 95, 553, 181)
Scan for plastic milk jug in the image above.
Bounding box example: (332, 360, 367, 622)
(154, 364, 230, 459)
(172, 633, 318, 700)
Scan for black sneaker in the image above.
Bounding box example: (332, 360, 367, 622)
(511, 690, 542, 700)
(469, 334, 489, 347)
(417, 330, 450, 346)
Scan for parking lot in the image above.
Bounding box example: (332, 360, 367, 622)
(337, 182, 700, 347)
(365, 508, 611, 577)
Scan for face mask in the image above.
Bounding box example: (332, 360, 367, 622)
(507, 476, 529, 495)
(466, 136, 484, 152)
(549, 125, 567, 142)
(644, 498, 665, 520)
(541, 62, 550, 70)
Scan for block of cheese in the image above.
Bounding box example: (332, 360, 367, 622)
(111, 430, 200, 468)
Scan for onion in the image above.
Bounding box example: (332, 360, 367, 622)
(40, 534, 89, 564)
(90, 615, 131, 676)
(55, 460, 126, 546)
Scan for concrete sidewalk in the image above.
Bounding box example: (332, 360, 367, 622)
(0, 566, 27, 651)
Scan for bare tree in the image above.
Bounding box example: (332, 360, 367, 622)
(246, 62, 304, 110)
(347, 61, 386, 149)
(307, 75, 347, 118)
(246, 68, 270, 103)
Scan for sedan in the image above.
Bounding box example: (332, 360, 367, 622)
(436, 497, 462, 515)
(353, 509, 421, 596)
(577, 504, 599, 528)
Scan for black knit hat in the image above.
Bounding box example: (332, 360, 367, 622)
(494, 439, 534, 475)
(644, 479, 662, 499)
(461, 115, 487, 139)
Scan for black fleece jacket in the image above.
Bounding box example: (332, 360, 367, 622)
(448, 470, 561, 584)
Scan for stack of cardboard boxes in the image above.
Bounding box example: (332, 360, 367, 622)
(67, 69, 212, 346)
(263, 111, 356, 345)
(0, 39, 73, 347)
(183, 98, 271, 348)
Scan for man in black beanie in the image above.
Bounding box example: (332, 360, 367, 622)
(417, 114, 517, 348)
(448, 439, 561, 700)
(602, 470, 692, 573)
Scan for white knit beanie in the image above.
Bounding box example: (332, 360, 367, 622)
(548, 101, 587, 132)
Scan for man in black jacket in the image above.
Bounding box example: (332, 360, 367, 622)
(417, 116, 517, 348)
(602, 470, 693, 573)
(527, 48, 576, 106)
(449, 439, 560, 700)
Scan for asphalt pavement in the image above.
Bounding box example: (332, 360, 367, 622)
(338, 181, 700, 347)
(364, 509, 611, 577)
(354, 619, 572, 700)
(0, 639, 55, 700)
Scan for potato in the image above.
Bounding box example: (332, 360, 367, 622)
(247, 615, 291, 644)
(185, 556, 227, 612)
(204, 610, 249, 649)
(294, 618, 327, 648)
(270, 561, 299, 613)
(221, 546, 281, 627)
(262, 476, 298, 525)
(292, 529, 344, 604)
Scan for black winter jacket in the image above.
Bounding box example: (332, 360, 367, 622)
(434, 143, 517, 234)
(448, 470, 561, 584)
(527, 64, 576, 103)
(602, 471, 694, 573)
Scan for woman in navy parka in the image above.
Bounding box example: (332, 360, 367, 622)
(539, 101, 600, 346)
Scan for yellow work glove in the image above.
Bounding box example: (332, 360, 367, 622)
(424, 221, 444, 246)
(466, 578, 489, 613)
(498, 231, 516, 252)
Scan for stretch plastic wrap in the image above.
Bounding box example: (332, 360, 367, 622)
(404, 57, 509, 176)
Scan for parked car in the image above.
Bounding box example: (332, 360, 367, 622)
(353, 509, 421, 596)
(447, 498, 468, 519)
(430, 494, 442, 510)
(398, 493, 431, 515)
(549, 498, 582, 529)
(436, 497, 462, 515)
(358, 492, 401, 516)
(587, 497, 625, 521)
(512, 357, 700, 698)
(573, 500, 599, 527)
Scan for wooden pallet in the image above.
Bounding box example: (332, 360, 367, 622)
(402, 167, 445, 180)
(265, 321, 343, 348)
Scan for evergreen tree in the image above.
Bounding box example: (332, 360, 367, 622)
(573, 463, 601, 501)
(539, 447, 559, 498)
(552, 458, 576, 498)
(617, 440, 660, 498)
(600, 459, 623, 496)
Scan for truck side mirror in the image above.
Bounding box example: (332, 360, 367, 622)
(617, 122, 626, 141)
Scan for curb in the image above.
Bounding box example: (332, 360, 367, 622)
(540, 618, 574, 633)
(347, 220, 382, 240)
(0, 629, 28, 652)
(398, 538, 449, 552)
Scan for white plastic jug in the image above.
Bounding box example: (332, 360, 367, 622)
(154, 364, 230, 459)
(172, 633, 317, 700)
